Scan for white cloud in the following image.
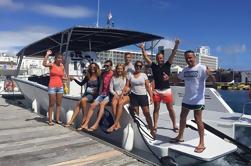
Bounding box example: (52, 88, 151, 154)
(154, 39, 175, 50)
(0, 26, 57, 55)
(32, 4, 94, 18)
(0, 0, 23, 10)
(216, 44, 247, 55)
(0, 1, 94, 18)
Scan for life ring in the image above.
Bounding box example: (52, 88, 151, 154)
(4, 80, 15, 91)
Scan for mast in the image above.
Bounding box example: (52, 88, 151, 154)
(96, 0, 100, 27)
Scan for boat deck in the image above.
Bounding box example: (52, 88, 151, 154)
(0, 97, 150, 166)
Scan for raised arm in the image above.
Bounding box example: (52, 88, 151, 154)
(139, 43, 152, 65)
(43, 50, 53, 67)
(206, 66, 216, 87)
(168, 39, 180, 64)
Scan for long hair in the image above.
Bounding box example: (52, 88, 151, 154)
(114, 63, 126, 79)
(86, 62, 101, 79)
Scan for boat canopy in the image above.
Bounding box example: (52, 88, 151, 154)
(16, 26, 163, 57)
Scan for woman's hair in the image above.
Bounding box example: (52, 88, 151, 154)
(86, 62, 101, 79)
(115, 63, 126, 79)
(134, 60, 143, 67)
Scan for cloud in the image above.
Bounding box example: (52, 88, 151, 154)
(216, 44, 247, 55)
(0, 26, 57, 55)
(0, 0, 23, 10)
(32, 4, 94, 18)
(0, 1, 94, 18)
(154, 39, 175, 49)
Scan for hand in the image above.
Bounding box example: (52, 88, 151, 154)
(153, 89, 157, 95)
(69, 76, 75, 81)
(150, 97, 153, 105)
(138, 43, 145, 50)
(46, 50, 52, 56)
(163, 72, 169, 81)
(175, 38, 180, 45)
(114, 94, 119, 99)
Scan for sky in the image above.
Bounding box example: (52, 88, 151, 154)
(0, 0, 250, 70)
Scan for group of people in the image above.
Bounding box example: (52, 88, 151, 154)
(43, 38, 215, 153)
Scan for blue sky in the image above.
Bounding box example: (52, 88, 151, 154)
(0, 0, 250, 70)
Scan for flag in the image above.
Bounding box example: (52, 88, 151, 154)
(107, 11, 112, 26)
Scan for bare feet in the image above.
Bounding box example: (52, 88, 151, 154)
(173, 127, 179, 133)
(64, 123, 72, 127)
(48, 122, 54, 126)
(170, 137, 184, 143)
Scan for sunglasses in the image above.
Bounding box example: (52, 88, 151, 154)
(104, 65, 110, 68)
(135, 64, 143, 68)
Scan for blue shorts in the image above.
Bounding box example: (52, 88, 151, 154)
(83, 93, 95, 102)
(48, 87, 64, 94)
(94, 95, 109, 104)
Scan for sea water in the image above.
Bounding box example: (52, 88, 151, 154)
(199, 90, 251, 166)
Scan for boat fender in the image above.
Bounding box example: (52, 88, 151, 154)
(160, 156, 177, 166)
(32, 99, 38, 113)
(66, 110, 74, 124)
(122, 123, 134, 151)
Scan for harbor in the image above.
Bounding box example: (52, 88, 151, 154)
(0, 96, 151, 166)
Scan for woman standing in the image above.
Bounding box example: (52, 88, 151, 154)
(127, 61, 155, 139)
(65, 63, 101, 130)
(107, 64, 128, 132)
(43, 50, 67, 126)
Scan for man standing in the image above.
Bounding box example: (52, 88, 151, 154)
(139, 39, 180, 133)
(124, 52, 135, 76)
(173, 50, 215, 153)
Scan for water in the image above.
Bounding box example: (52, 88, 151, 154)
(201, 90, 251, 166)
(219, 90, 251, 115)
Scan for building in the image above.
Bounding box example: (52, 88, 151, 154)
(97, 49, 155, 66)
(164, 46, 218, 71)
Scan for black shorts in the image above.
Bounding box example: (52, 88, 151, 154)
(182, 103, 205, 111)
(129, 92, 149, 107)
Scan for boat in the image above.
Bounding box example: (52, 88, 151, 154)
(13, 26, 241, 165)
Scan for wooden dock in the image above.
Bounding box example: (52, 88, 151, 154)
(0, 97, 150, 166)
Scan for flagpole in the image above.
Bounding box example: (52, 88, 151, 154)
(96, 0, 100, 27)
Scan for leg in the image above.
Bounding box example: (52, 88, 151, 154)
(107, 96, 129, 132)
(89, 100, 109, 131)
(166, 103, 178, 131)
(48, 94, 56, 125)
(111, 97, 119, 117)
(80, 97, 88, 125)
(175, 106, 189, 141)
(81, 101, 98, 130)
(65, 100, 81, 127)
(55, 93, 63, 123)
(153, 101, 160, 130)
(142, 106, 155, 139)
(194, 110, 205, 152)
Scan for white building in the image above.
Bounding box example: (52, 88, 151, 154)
(97, 49, 155, 66)
(164, 46, 218, 71)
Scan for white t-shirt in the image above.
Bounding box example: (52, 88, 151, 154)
(125, 63, 135, 77)
(109, 76, 127, 95)
(128, 73, 148, 95)
(178, 64, 208, 105)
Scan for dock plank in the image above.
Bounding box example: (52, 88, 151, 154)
(0, 97, 149, 166)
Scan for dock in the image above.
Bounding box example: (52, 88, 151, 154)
(0, 97, 150, 166)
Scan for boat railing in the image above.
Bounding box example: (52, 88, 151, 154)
(239, 101, 251, 121)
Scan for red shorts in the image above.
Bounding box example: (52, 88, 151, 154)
(153, 88, 173, 103)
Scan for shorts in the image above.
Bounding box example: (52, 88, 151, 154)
(48, 87, 64, 94)
(153, 88, 173, 103)
(129, 92, 149, 107)
(83, 93, 95, 102)
(94, 95, 110, 104)
(182, 103, 205, 111)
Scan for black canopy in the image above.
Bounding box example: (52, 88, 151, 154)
(17, 26, 163, 57)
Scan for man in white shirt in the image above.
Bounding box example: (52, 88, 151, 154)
(172, 50, 215, 153)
